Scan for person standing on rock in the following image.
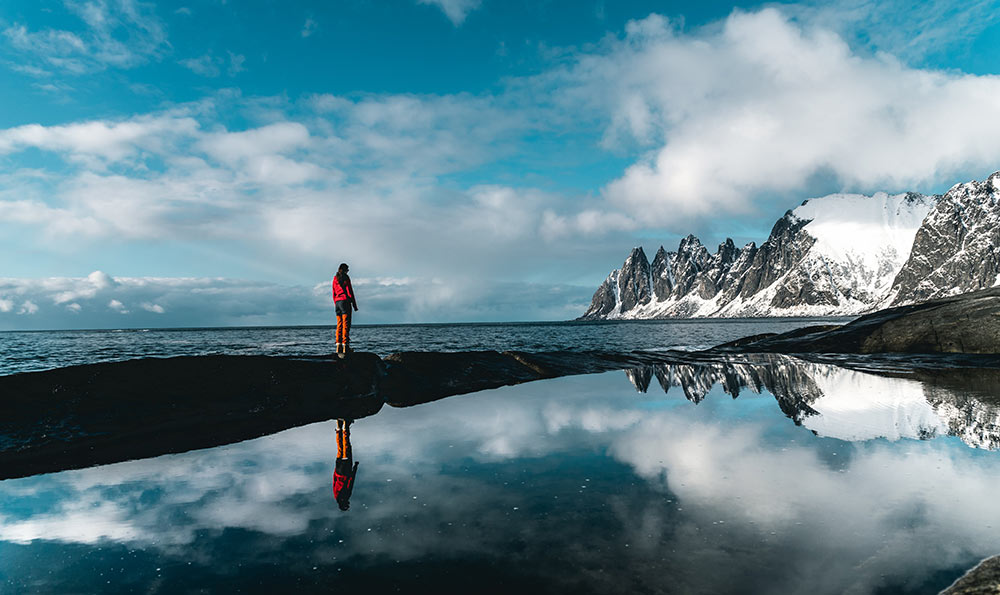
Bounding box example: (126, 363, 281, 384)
(332, 263, 359, 357)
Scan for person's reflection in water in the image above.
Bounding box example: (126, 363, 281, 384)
(333, 418, 359, 511)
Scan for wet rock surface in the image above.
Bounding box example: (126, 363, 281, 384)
(0, 353, 385, 480)
(712, 287, 1000, 355)
(0, 349, 673, 480)
(942, 555, 1000, 594)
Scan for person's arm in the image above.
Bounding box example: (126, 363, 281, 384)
(348, 278, 358, 311)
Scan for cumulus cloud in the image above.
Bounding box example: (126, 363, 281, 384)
(2, 0, 168, 75)
(540, 9, 1000, 225)
(0, 115, 200, 165)
(0, 91, 625, 286)
(0, 271, 592, 330)
(140, 302, 164, 314)
(417, 0, 482, 25)
(0, 272, 329, 329)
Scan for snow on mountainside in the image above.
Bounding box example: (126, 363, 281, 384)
(582, 171, 1000, 320)
(887, 172, 1000, 306)
(581, 189, 939, 319)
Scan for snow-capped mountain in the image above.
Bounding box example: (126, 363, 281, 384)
(582, 171, 1000, 319)
(888, 172, 1000, 305)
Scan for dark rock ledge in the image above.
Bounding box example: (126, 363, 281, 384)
(709, 286, 1000, 355)
(0, 349, 668, 481)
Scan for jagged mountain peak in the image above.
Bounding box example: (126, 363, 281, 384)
(580, 172, 1000, 320)
(678, 234, 703, 249)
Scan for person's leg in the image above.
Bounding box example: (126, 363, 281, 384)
(343, 421, 352, 459)
(336, 419, 346, 458)
(344, 310, 352, 352)
(336, 314, 346, 353)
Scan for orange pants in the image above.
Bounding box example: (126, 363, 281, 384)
(336, 423, 352, 459)
(336, 312, 351, 352)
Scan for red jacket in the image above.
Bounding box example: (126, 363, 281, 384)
(332, 274, 355, 304)
(333, 469, 355, 498)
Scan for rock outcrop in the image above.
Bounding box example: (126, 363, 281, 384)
(712, 286, 1000, 355)
(941, 555, 1000, 594)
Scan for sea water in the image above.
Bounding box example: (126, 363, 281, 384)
(0, 318, 846, 375)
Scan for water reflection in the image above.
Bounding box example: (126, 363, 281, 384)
(1, 367, 999, 593)
(334, 418, 359, 511)
(625, 354, 1000, 449)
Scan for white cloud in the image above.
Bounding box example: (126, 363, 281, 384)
(2, 0, 168, 74)
(179, 54, 221, 77)
(198, 122, 311, 164)
(0, 272, 591, 330)
(0, 115, 200, 164)
(417, 0, 482, 25)
(53, 270, 117, 303)
(538, 8, 1000, 227)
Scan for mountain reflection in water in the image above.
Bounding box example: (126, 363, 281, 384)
(625, 354, 1000, 449)
(2, 363, 1000, 594)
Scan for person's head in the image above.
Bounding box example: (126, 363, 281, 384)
(338, 499, 350, 511)
(337, 263, 349, 277)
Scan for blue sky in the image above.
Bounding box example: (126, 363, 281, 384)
(3, 0, 1000, 328)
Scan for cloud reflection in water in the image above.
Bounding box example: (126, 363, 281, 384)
(1, 361, 1000, 593)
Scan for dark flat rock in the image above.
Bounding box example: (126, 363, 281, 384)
(713, 287, 1000, 355)
(0, 353, 384, 480)
(0, 349, 679, 480)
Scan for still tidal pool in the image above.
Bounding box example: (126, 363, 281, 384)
(2, 357, 999, 594)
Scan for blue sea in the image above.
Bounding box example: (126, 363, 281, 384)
(0, 317, 847, 376)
